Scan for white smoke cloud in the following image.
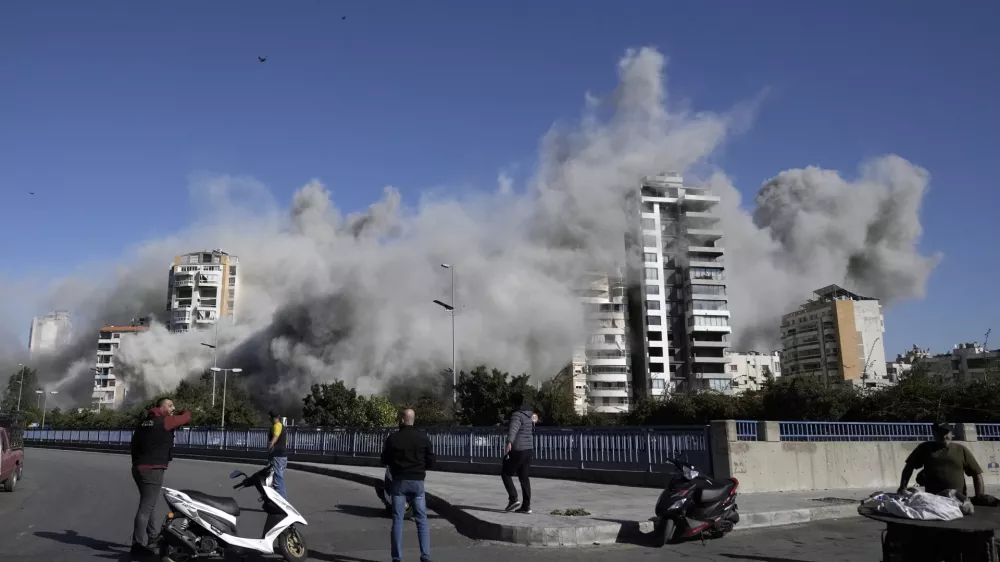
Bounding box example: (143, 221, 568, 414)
(0, 47, 939, 411)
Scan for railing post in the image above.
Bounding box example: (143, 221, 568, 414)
(577, 428, 584, 470)
(468, 428, 474, 464)
(351, 430, 357, 457)
(646, 429, 653, 473)
(321, 429, 328, 455)
(246, 429, 251, 451)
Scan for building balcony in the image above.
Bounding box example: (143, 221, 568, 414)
(173, 276, 194, 287)
(691, 340, 730, 349)
(689, 260, 725, 269)
(95, 360, 114, 368)
(591, 404, 630, 414)
(689, 324, 732, 334)
(588, 389, 630, 398)
(174, 299, 193, 309)
(586, 373, 630, 383)
(198, 299, 219, 309)
(680, 193, 721, 212)
(587, 357, 628, 367)
(686, 228, 724, 245)
(97, 349, 113, 356)
(198, 275, 221, 286)
(692, 355, 732, 364)
(684, 211, 721, 228)
(688, 245, 724, 254)
(194, 316, 217, 324)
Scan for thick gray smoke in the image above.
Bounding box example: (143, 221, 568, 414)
(0, 47, 940, 411)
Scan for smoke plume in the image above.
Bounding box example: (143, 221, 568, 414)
(0, 47, 940, 412)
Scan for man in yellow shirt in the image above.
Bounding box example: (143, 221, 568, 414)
(267, 410, 288, 499)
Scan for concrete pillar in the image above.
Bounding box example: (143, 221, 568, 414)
(759, 421, 781, 442)
(955, 423, 978, 442)
(710, 420, 737, 479)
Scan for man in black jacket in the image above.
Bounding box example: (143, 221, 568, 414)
(130, 397, 191, 555)
(381, 408, 435, 562)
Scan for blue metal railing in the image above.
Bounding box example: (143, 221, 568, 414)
(778, 422, 933, 442)
(25, 425, 714, 476)
(735, 420, 758, 441)
(976, 424, 1000, 441)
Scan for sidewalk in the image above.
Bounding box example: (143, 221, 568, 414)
(291, 461, 950, 547)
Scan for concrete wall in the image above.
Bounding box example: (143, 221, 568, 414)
(711, 420, 1000, 494)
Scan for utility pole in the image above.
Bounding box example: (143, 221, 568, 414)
(434, 263, 458, 406)
(16, 364, 25, 411)
(983, 329, 992, 382)
(201, 320, 220, 406)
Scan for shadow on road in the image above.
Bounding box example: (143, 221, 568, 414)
(308, 552, 381, 562)
(33, 530, 134, 560)
(332, 504, 442, 520)
(720, 554, 813, 562)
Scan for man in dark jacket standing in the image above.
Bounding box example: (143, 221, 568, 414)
(502, 393, 534, 513)
(381, 408, 435, 562)
(129, 397, 191, 555)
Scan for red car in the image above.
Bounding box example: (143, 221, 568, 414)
(0, 416, 24, 493)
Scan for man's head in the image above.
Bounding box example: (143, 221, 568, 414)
(510, 392, 524, 409)
(156, 397, 176, 416)
(399, 408, 415, 426)
(932, 422, 954, 442)
(268, 410, 280, 423)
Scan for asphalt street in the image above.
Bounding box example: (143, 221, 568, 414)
(0, 448, 884, 562)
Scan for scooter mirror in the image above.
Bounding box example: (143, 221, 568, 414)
(229, 470, 246, 479)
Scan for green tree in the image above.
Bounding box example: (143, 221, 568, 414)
(302, 381, 361, 426)
(355, 395, 398, 428)
(2, 367, 39, 412)
(455, 366, 535, 426)
(532, 366, 580, 426)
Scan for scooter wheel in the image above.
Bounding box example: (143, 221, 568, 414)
(277, 526, 308, 562)
(158, 541, 193, 562)
(653, 519, 676, 547)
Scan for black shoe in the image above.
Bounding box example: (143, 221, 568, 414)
(130, 542, 157, 556)
(504, 499, 521, 512)
(515, 506, 532, 514)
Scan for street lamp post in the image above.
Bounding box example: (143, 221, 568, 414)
(434, 263, 457, 406)
(36, 390, 58, 427)
(201, 320, 221, 406)
(16, 364, 26, 411)
(210, 367, 242, 429)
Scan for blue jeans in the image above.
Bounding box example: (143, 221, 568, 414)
(271, 457, 288, 499)
(390, 479, 430, 562)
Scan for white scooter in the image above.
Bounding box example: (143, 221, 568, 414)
(158, 462, 308, 561)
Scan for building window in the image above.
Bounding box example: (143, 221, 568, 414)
(641, 218, 656, 231)
(644, 252, 658, 263)
(646, 285, 660, 295)
(691, 300, 728, 311)
(693, 316, 729, 327)
(647, 315, 662, 326)
(642, 235, 657, 247)
(691, 285, 726, 296)
(729, 364, 738, 372)
(644, 267, 659, 280)
(690, 267, 724, 281)
(646, 300, 661, 310)
(652, 379, 666, 389)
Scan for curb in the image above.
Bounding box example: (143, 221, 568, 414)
(289, 462, 646, 546)
(739, 503, 861, 529)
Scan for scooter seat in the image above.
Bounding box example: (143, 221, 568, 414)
(698, 482, 735, 503)
(181, 490, 241, 516)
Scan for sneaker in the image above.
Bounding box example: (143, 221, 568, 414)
(515, 506, 532, 514)
(504, 499, 521, 512)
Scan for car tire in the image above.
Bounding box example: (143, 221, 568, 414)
(3, 470, 17, 493)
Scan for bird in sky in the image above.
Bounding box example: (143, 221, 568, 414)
(28, 191, 34, 195)
(342, 16, 346, 20)
(258, 56, 267, 63)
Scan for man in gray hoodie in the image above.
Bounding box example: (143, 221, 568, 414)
(502, 393, 535, 513)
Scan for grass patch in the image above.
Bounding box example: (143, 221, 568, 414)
(550, 508, 591, 517)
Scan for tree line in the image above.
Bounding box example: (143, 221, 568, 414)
(8, 360, 999, 430)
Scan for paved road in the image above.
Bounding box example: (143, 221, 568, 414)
(1, 449, 883, 561)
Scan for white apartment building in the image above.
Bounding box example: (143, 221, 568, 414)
(573, 271, 632, 414)
(625, 172, 732, 396)
(93, 317, 150, 410)
(167, 250, 239, 332)
(728, 351, 781, 394)
(780, 285, 889, 388)
(28, 310, 73, 357)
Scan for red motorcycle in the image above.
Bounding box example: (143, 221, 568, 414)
(653, 458, 740, 546)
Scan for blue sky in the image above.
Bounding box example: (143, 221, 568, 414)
(2, 1, 998, 357)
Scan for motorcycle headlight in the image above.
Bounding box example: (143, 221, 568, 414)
(669, 499, 687, 511)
